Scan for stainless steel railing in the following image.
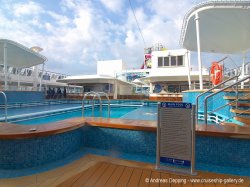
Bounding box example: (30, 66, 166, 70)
(0, 91, 7, 122)
(195, 75, 240, 125)
(82, 91, 110, 118)
(204, 75, 250, 125)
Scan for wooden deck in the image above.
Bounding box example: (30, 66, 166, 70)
(57, 161, 250, 187)
(1, 154, 249, 187)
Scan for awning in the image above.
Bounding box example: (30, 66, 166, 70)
(180, 1, 250, 53)
(57, 74, 134, 86)
(0, 39, 47, 68)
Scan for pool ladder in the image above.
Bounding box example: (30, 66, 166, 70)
(82, 91, 110, 118)
(0, 91, 7, 122)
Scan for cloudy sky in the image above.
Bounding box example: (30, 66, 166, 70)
(0, 0, 246, 75)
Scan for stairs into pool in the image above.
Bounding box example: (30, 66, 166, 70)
(223, 89, 250, 127)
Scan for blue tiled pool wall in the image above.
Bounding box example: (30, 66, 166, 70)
(0, 91, 45, 104)
(82, 126, 156, 156)
(82, 126, 250, 171)
(196, 135, 250, 169)
(0, 129, 84, 169)
(182, 91, 246, 124)
(0, 126, 249, 176)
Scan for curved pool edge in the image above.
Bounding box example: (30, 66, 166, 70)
(0, 117, 250, 139)
(0, 118, 249, 177)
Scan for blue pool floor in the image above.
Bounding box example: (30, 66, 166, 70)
(1, 147, 249, 178)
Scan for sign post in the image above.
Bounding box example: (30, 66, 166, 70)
(156, 102, 196, 175)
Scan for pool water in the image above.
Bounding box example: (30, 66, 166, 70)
(0, 103, 81, 117)
(15, 106, 138, 125)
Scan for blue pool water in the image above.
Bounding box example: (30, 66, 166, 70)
(0, 103, 81, 117)
(16, 106, 138, 125)
(2, 102, 210, 125)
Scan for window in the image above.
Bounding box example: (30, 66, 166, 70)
(171, 56, 176, 66)
(177, 56, 183, 66)
(158, 55, 184, 67)
(158, 57, 163, 67)
(164, 57, 169, 66)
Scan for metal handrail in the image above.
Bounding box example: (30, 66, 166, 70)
(82, 91, 96, 117)
(82, 91, 110, 118)
(207, 92, 250, 116)
(98, 92, 110, 118)
(195, 75, 240, 125)
(92, 93, 102, 117)
(204, 75, 250, 124)
(0, 91, 7, 122)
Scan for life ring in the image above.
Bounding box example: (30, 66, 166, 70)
(210, 62, 223, 85)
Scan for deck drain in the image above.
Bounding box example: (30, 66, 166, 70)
(29, 128, 37, 132)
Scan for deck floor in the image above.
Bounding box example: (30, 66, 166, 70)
(0, 154, 249, 187)
(58, 161, 250, 187)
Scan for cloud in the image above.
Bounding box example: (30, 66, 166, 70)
(0, 0, 242, 75)
(13, 1, 43, 17)
(99, 0, 124, 12)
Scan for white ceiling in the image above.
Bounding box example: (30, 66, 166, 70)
(0, 39, 47, 68)
(180, 2, 250, 53)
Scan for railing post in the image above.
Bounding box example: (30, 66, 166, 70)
(236, 76, 239, 110)
(0, 92, 7, 122)
(204, 97, 208, 125)
(195, 75, 240, 126)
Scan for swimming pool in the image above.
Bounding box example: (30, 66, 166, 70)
(1, 100, 215, 125)
(0, 99, 249, 178)
(0, 100, 158, 125)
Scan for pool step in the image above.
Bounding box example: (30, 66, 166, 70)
(234, 116, 250, 126)
(229, 103, 250, 107)
(224, 95, 250, 100)
(230, 109, 250, 115)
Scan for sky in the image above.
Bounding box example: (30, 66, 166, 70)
(0, 0, 247, 75)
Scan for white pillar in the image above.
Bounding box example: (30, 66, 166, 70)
(149, 83, 153, 94)
(33, 66, 39, 90)
(17, 68, 20, 90)
(187, 51, 192, 90)
(114, 80, 118, 99)
(3, 42, 8, 90)
(241, 52, 246, 89)
(39, 63, 45, 91)
(108, 80, 111, 96)
(195, 12, 203, 90)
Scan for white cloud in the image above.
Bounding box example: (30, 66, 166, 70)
(47, 12, 70, 26)
(99, 0, 124, 12)
(13, 1, 43, 17)
(0, 0, 240, 75)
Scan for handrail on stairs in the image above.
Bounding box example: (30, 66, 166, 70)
(0, 91, 7, 122)
(204, 75, 250, 125)
(195, 75, 240, 125)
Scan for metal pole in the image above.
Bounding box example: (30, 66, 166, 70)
(82, 100, 84, 117)
(0, 91, 7, 122)
(196, 75, 239, 126)
(92, 96, 95, 117)
(156, 103, 160, 169)
(187, 51, 192, 90)
(195, 12, 203, 90)
(236, 76, 239, 110)
(39, 63, 45, 91)
(191, 105, 196, 175)
(3, 42, 7, 90)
